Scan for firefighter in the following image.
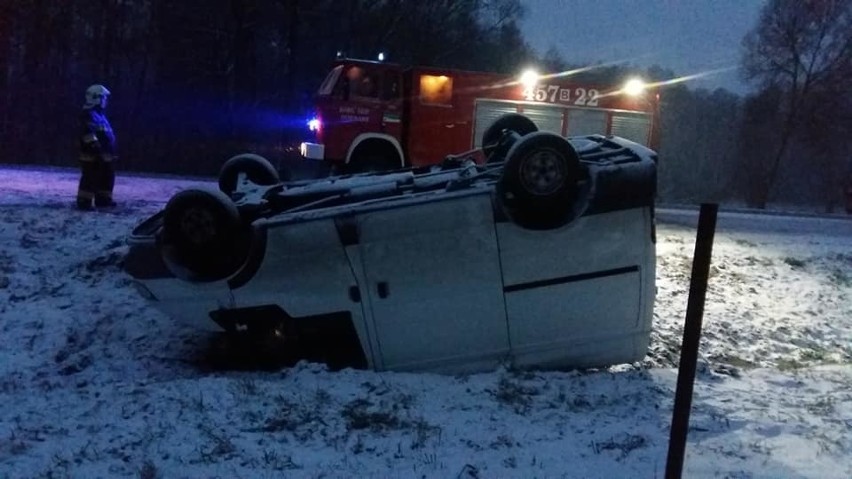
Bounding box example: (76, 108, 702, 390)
(77, 84, 117, 210)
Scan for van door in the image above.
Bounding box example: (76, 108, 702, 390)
(496, 208, 653, 369)
(355, 195, 509, 373)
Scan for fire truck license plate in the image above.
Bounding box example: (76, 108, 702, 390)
(523, 85, 601, 106)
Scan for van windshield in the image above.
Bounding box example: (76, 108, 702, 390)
(318, 65, 343, 96)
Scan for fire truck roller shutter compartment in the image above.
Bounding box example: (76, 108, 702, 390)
(473, 100, 521, 148)
(566, 109, 607, 137)
(518, 104, 564, 136)
(610, 112, 652, 146)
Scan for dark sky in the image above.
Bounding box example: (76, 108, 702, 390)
(520, 0, 765, 94)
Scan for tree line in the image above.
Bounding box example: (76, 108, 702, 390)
(1, 0, 850, 211)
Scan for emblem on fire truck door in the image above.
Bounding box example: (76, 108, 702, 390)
(339, 106, 370, 123)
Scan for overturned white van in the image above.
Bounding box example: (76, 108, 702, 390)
(126, 115, 657, 374)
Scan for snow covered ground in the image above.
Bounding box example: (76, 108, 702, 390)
(1, 166, 850, 478)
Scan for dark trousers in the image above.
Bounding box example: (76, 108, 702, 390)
(77, 160, 115, 207)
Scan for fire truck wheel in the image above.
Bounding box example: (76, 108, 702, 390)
(219, 153, 281, 195)
(349, 141, 401, 173)
(160, 188, 249, 282)
(497, 132, 583, 230)
(482, 113, 538, 162)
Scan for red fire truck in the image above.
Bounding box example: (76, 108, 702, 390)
(299, 58, 660, 171)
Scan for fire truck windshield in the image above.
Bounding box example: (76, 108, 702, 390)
(318, 65, 343, 96)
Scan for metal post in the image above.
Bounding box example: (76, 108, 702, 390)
(665, 203, 718, 479)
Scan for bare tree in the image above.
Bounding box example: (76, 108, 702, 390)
(737, 87, 783, 207)
(741, 0, 852, 208)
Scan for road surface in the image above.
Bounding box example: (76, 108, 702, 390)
(657, 206, 852, 237)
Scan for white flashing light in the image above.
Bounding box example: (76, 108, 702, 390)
(520, 69, 539, 88)
(378, 52, 385, 62)
(623, 78, 646, 96)
(308, 117, 321, 132)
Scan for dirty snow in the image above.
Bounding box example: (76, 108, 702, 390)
(0, 166, 850, 478)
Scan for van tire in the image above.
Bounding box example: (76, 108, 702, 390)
(497, 132, 583, 230)
(219, 153, 281, 195)
(482, 113, 538, 162)
(160, 188, 249, 282)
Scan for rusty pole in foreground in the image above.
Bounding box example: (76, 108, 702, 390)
(665, 203, 718, 479)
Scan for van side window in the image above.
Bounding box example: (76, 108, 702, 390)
(419, 75, 453, 106)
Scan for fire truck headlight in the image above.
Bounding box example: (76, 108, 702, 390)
(308, 117, 321, 132)
(520, 69, 539, 88)
(623, 78, 646, 96)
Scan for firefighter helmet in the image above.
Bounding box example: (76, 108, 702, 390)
(84, 84, 111, 108)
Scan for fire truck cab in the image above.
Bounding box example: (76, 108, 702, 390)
(300, 58, 660, 172)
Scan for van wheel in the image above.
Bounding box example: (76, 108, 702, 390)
(349, 142, 401, 173)
(219, 153, 281, 195)
(497, 132, 584, 230)
(482, 113, 538, 162)
(160, 188, 249, 282)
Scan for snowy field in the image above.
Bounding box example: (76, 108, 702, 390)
(1, 166, 851, 478)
